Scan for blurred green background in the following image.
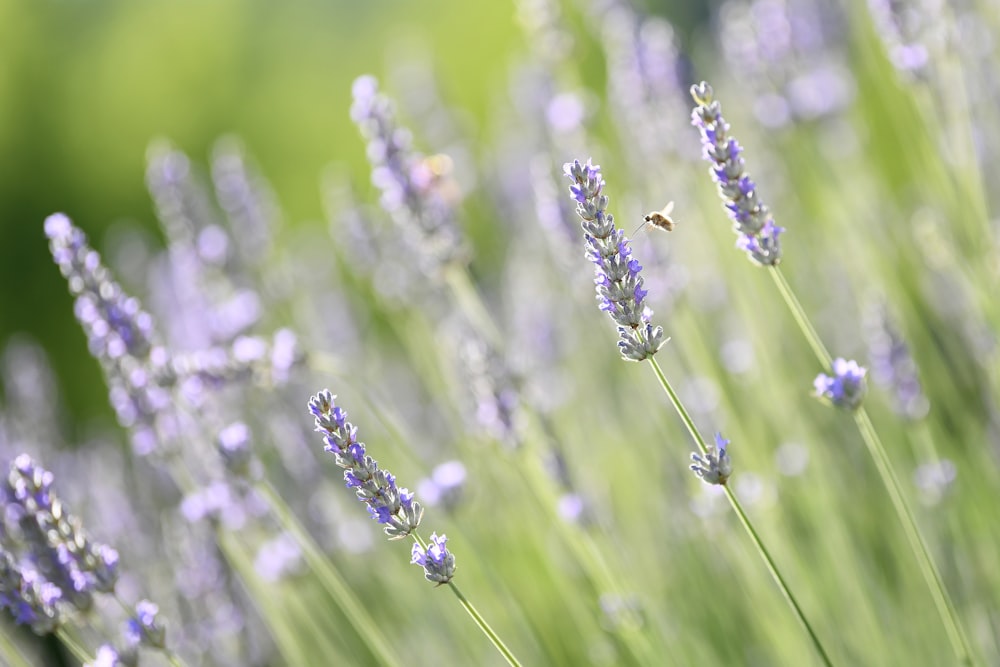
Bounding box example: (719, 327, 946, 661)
(2, 0, 642, 420)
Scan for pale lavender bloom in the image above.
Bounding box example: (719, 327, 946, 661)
(45, 214, 159, 361)
(690, 434, 734, 485)
(254, 532, 302, 583)
(863, 300, 928, 420)
(556, 493, 588, 524)
(563, 158, 665, 361)
(814, 358, 868, 410)
(45, 214, 176, 454)
(308, 390, 423, 539)
(599, 6, 690, 167)
(718, 0, 854, 127)
(452, 326, 521, 447)
(417, 461, 467, 510)
(351, 75, 466, 275)
(217, 422, 254, 477)
(87, 644, 123, 667)
(2, 454, 119, 612)
(410, 533, 456, 585)
(124, 599, 166, 649)
(914, 459, 956, 506)
(0, 553, 62, 634)
(690, 82, 784, 266)
(866, 0, 943, 76)
(211, 136, 279, 265)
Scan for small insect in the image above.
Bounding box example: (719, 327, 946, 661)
(632, 201, 676, 236)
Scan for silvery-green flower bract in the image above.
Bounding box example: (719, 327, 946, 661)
(690, 434, 733, 486)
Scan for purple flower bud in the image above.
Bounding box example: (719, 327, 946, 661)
(410, 533, 456, 585)
(814, 358, 868, 410)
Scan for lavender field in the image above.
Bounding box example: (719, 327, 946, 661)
(2, 0, 999, 665)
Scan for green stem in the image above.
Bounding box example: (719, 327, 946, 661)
(443, 264, 503, 346)
(55, 627, 91, 665)
(767, 268, 831, 365)
(411, 533, 523, 667)
(647, 357, 835, 666)
(768, 266, 976, 666)
(853, 411, 974, 666)
(256, 481, 402, 667)
(442, 264, 663, 664)
(447, 582, 523, 667)
(0, 628, 31, 667)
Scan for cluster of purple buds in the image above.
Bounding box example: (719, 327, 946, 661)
(690, 82, 784, 266)
(308, 390, 424, 539)
(410, 533, 456, 585)
(863, 301, 928, 420)
(87, 600, 167, 667)
(0, 454, 119, 631)
(454, 329, 522, 448)
(45, 214, 175, 455)
(563, 159, 665, 362)
(690, 434, 733, 486)
(350, 75, 466, 274)
(814, 358, 868, 410)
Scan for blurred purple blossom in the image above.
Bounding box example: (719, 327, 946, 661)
(814, 358, 868, 410)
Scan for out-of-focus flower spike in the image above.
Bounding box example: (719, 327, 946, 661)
(350, 75, 467, 276)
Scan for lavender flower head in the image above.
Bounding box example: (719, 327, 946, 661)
(87, 645, 124, 667)
(690, 433, 733, 485)
(308, 390, 424, 539)
(690, 82, 784, 266)
(410, 533, 456, 585)
(563, 159, 665, 362)
(44, 214, 175, 455)
(0, 454, 126, 637)
(0, 552, 63, 634)
(124, 599, 166, 649)
(814, 358, 867, 410)
(2, 455, 119, 615)
(350, 75, 466, 275)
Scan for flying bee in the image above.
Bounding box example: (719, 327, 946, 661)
(632, 201, 676, 236)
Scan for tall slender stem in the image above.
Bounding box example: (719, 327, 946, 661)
(410, 533, 523, 667)
(768, 266, 975, 666)
(0, 629, 31, 667)
(55, 627, 92, 665)
(447, 582, 523, 667)
(256, 481, 402, 667)
(647, 357, 835, 667)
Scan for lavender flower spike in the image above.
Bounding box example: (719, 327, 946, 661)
(563, 159, 665, 362)
(308, 390, 424, 539)
(690, 433, 733, 485)
(350, 75, 466, 274)
(814, 358, 868, 410)
(690, 82, 784, 266)
(411, 533, 456, 585)
(2, 454, 119, 615)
